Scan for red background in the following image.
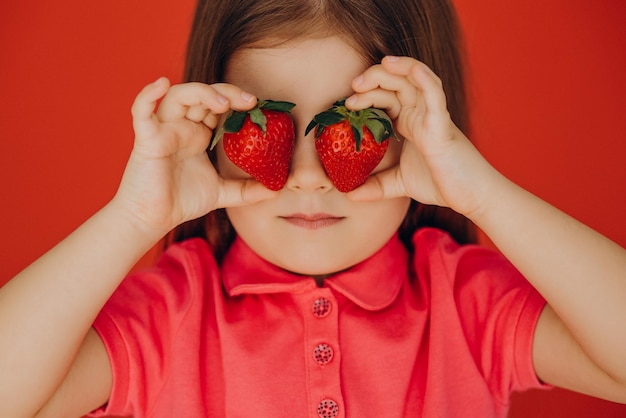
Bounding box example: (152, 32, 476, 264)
(1, 1, 625, 416)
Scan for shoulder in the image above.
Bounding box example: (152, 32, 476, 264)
(144, 237, 217, 285)
(411, 227, 542, 315)
(157, 237, 218, 275)
(104, 238, 220, 315)
(412, 227, 521, 280)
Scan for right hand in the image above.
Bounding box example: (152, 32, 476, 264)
(114, 78, 277, 236)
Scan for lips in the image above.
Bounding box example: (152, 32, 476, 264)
(280, 213, 344, 230)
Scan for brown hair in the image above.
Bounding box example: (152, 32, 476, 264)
(167, 0, 476, 260)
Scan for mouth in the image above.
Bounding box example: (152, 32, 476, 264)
(280, 213, 345, 230)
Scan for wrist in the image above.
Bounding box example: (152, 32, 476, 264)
(440, 141, 508, 223)
(463, 171, 519, 232)
(104, 196, 173, 248)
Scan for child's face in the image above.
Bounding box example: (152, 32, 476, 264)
(217, 37, 411, 278)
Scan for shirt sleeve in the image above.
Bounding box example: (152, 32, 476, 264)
(86, 239, 218, 417)
(413, 228, 551, 404)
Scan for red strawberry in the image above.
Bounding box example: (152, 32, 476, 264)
(305, 99, 396, 192)
(211, 100, 295, 191)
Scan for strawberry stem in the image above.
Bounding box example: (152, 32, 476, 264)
(210, 99, 295, 150)
(306, 98, 396, 151)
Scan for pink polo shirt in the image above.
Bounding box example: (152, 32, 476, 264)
(89, 227, 548, 418)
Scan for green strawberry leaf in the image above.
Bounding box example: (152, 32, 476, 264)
(305, 119, 318, 136)
(210, 99, 296, 150)
(378, 118, 395, 140)
(210, 128, 224, 150)
(369, 108, 391, 121)
(249, 107, 267, 133)
(313, 111, 345, 127)
(364, 119, 386, 143)
(307, 98, 398, 149)
(223, 111, 247, 133)
(352, 125, 362, 151)
(314, 126, 327, 139)
(260, 100, 296, 112)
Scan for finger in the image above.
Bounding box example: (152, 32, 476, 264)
(215, 178, 278, 209)
(188, 84, 258, 126)
(380, 56, 428, 78)
(345, 89, 401, 119)
(352, 64, 418, 108)
(408, 64, 447, 112)
(156, 82, 257, 120)
(200, 84, 258, 129)
(211, 83, 258, 111)
(382, 57, 447, 112)
(202, 112, 222, 130)
(131, 77, 170, 135)
(185, 104, 212, 123)
(157, 82, 231, 122)
(346, 166, 406, 202)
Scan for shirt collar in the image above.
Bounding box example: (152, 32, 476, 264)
(221, 234, 408, 311)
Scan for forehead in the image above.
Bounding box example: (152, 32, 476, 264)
(224, 37, 368, 115)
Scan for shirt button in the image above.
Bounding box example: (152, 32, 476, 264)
(312, 297, 331, 318)
(313, 343, 334, 365)
(317, 398, 339, 418)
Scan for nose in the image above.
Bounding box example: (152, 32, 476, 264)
(286, 126, 333, 193)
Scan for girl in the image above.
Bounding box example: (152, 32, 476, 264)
(1, 0, 625, 417)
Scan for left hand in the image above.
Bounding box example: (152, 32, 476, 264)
(345, 56, 499, 219)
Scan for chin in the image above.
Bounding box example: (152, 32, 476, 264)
(288, 265, 346, 278)
(271, 251, 358, 278)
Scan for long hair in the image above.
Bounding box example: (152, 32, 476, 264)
(166, 0, 476, 261)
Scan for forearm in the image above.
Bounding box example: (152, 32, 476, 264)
(470, 174, 626, 383)
(0, 199, 166, 416)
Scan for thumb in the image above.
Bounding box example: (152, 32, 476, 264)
(346, 167, 405, 201)
(216, 178, 279, 209)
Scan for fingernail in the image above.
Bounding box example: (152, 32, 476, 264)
(241, 91, 255, 102)
(386, 55, 399, 62)
(345, 95, 357, 107)
(353, 75, 364, 87)
(217, 94, 228, 105)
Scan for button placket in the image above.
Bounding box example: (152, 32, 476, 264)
(301, 289, 343, 417)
